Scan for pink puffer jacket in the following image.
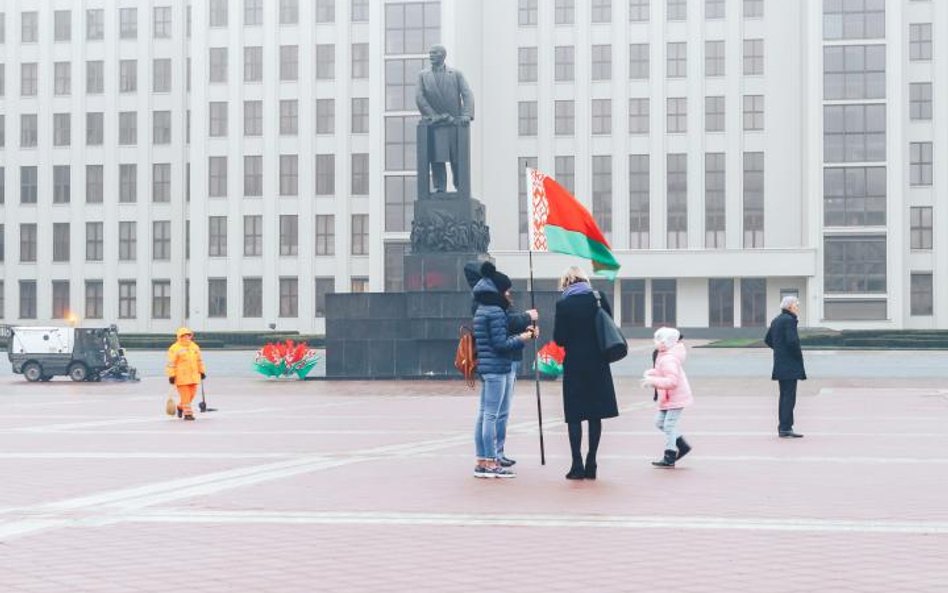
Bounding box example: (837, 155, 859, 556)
(645, 342, 694, 410)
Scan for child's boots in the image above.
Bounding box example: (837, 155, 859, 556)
(652, 450, 677, 468)
(676, 437, 692, 460)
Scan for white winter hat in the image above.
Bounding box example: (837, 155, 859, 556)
(653, 327, 680, 350)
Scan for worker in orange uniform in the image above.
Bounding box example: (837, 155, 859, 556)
(166, 327, 206, 421)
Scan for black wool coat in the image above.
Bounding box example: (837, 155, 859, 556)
(764, 310, 807, 381)
(553, 291, 619, 423)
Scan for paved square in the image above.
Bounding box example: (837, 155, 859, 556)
(1, 345, 947, 592)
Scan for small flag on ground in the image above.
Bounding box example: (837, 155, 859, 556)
(526, 168, 620, 278)
(535, 341, 565, 377)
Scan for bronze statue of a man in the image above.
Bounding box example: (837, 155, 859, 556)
(415, 45, 474, 194)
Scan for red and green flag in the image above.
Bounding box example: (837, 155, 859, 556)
(526, 168, 620, 278)
(535, 341, 566, 377)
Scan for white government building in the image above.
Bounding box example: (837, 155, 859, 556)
(0, 0, 944, 334)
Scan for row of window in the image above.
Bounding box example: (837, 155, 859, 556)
(1, 214, 368, 265)
(518, 0, 765, 27)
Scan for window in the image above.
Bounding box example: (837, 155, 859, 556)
(152, 163, 171, 203)
(592, 156, 612, 234)
(244, 156, 263, 196)
(706, 0, 725, 19)
(630, 0, 650, 21)
(87, 9, 104, 40)
(280, 278, 299, 317)
(518, 101, 538, 136)
(591, 0, 611, 23)
(245, 0, 263, 26)
(667, 154, 687, 249)
(243, 278, 262, 318)
(210, 0, 229, 27)
(352, 98, 369, 133)
(705, 96, 725, 132)
(652, 279, 677, 326)
(208, 217, 227, 257)
(352, 43, 369, 78)
(85, 281, 103, 319)
(629, 43, 649, 79)
(53, 166, 71, 204)
(519, 47, 538, 83)
(555, 0, 575, 24)
(244, 215, 263, 256)
(153, 221, 171, 260)
(910, 207, 933, 250)
(518, 157, 538, 248)
(667, 42, 686, 78)
(153, 58, 172, 93)
(668, 0, 687, 21)
(20, 224, 37, 262)
(910, 83, 933, 120)
(315, 278, 334, 316)
(119, 164, 137, 202)
(54, 62, 71, 95)
(205, 279, 227, 318)
(153, 111, 172, 144)
(52, 281, 71, 319)
(823, 45, 885, 100)
(519, 0, 538, 26)
(120, 8, 137, 39)
(824, 236, 886, 293)
(52, 223, 70, 262)
(351, 214, 369, 255)
(628, 98, 649, 134)
(244, 47, 263, 82)
(824, 0, 884, 40)
(20, 281, 37, 320)
(667, 97, 687, 133)
(555, 46, 575, 82)
(21, 63, 38, 96)
(209, 48, 228, 83)
(385, 58, 426, 110)
(823, 166, 886, 226)
(54, 113, 71, 146)
(384, 118, 417, 171)
(0, 66, 4, 97)
(617, 280, 645, 327)
(279, 155, 299, 196)
(86, 165, 104, 203)
(86, 222, 103, 261)
(744, 0, 763, 18)
(384, 176, 416, 232)
(207, 157, 227, 198)
(743, 39, 764, 75)
(20, 114, 37, 148)
(709, 279, 734, 327)
(591, 45, 612, 81)
(280, 100, 299, 135)
(83, 113, 103, 147)
(0, 168, 4, 203)
(823, 104, 886, 163)
(280, 0, 300, 24)
(20, 166, 38, 203)
(119, 60, 137, 92)
(21, 11, 38, 43)
(316, 155, 335, 195)
(316, 44, 335, 80)
(280, 45, 299, 81)
(911, 273, 933, 316)
(592, 99, 612, 135)
(555, 101, 575, 136)
(244, 101, 263, 136)
(279, 215, 299, 256)
(629, 155, 649, 249)
(743, 152, 764, 248)
(705, 153, 726, 248)
(352, 0, 369, 22)
(118, 281, 137, 319)
(555, 156, 575, 195)
(706, 41, 725, 76)
(118, 221, 137, 261)
(86, 61, 104, 94)
(385, 2, 440, 53)
(316, 0, 336, 23)
(910, 142, 933, 186)
(151, 280, 171, 319)
(743, 95, 764, 131)
(909, 24, 932, 61)
(741, 278, 767, 326)
(316, 215, 336, 255)
(352, 154, 369, 195)
(153, 7, 172, 38)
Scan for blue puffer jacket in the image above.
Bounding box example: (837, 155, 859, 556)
(472, 278, 524, 375)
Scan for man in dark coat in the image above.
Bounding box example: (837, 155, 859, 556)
(764, 296, 807, 438)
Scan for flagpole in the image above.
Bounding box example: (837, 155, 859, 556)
(528, 229, 546, 466)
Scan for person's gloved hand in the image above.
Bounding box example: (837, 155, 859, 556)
(200, 373, 206, 380)
(168, 377, 175, 385)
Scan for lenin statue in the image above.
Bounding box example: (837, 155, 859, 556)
(415, 45, 475, 194)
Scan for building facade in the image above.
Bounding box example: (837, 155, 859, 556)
(0, 0, 944, 333)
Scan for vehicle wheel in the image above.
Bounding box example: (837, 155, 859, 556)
(23, 362, 43, 383)
(68, 363, 89, 382)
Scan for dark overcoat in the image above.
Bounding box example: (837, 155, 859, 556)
(553, 292, 619, 423)
(415, 66, 474, 162)
(764, 310, 807, 380)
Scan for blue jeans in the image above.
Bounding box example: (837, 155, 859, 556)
(496, 361, 519, 458)
(655, 408, 684, 451)
(474, 373, 508, 460)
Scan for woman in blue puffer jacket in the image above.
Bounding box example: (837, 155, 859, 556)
(471, 262, 535, 479)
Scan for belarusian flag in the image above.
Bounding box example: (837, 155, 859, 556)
(527, 168, 620, 278)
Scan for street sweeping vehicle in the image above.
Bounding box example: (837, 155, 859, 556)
(4, 325, 139, 382)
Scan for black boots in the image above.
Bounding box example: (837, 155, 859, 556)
(566, 463, 586, 480)
(652, 449, 677, 468)
(676, 437, 692, 460)
(584, 456, 597, 480)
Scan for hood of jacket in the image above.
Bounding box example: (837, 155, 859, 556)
(473, 278, 509, 310)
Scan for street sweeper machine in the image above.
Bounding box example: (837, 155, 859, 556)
(3, 325, 139, 382)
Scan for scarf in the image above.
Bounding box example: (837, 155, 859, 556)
(561, 281, 593, 299)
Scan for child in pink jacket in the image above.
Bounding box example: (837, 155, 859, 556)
(642, 327, 693, 468)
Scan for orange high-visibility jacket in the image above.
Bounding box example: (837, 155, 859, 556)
(166, 341, 206, 386)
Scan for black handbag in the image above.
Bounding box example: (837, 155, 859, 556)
(593, 291, 628, 363)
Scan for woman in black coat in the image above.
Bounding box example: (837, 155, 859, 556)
(553, 266, 619, 480)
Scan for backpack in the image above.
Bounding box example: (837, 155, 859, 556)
(454, 324, 477, 388)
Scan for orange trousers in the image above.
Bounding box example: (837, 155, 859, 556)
(176, 383, 199, 415)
